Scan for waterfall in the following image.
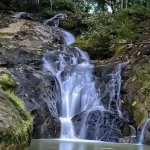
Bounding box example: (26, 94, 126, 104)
(43, 30, 126, 141)
(43, 14, 125, 141)
(60, 30, 75, 46)
(139, 118, 150, 144)
(72, 62, 127, 141)
(43, 43, 97, 138)
(44, 13, 67, 27)
(44, 14, 75, 45)
(11, 12, 30, 19)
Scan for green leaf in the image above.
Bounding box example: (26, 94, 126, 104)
(132, 101, 137, 106)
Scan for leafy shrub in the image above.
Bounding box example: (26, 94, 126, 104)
(74, 5, 150, 59)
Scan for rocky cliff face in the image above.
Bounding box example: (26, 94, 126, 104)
(0, 13, 62, 148)
(120, 16, 150, 144)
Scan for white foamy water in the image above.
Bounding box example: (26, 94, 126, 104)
(60, 117, 76, 138)
(61, 30, 76, 45)
(43, 46, 100, 138)
(43, 48, 124, 139)
(139, 118, 150, 144)
(43, 27, 125, 140)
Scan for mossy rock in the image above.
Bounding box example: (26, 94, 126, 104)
(73, 37, 114, 60)
(110, 43, 127, 56)
(72, 38, 97, 59)
(60, 12, 89, 36)
(0, 71, 16, 90)
(132, 63, 150, 123)
(0, 69, 33, 150)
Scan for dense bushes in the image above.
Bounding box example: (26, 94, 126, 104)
(73, 13, 115, 59)
(0, 0, 86, 13)
(73, 5, 150, 59)
(1, 1, 150, 60)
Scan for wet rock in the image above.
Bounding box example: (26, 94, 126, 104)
(44, 13, 67, 27)
(60, 12, 89, 36)
(72, 62, 126, 142)
(11, 12, 31, 19)
(5, 49, 61, 139)
(0, 15, 62, 139)
(72, 110, 123, 142)
(119, 136, 137, 144)
(0, 70, 32, 150)
(32, 102, 60, 138)
(119, 17, 150, 146)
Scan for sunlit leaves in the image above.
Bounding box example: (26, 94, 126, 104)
(132, 101, 137, 107)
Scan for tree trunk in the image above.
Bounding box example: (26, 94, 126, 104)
(126, 0, 128, 8)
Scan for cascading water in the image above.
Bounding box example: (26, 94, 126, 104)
(43, 14, 126, 142)
(43, 33, 125, 141)
(139, 119, 150, 144)
(60, 30, 75, 46)
(44, 13, 67, 27)
(43, 44, 96, 138)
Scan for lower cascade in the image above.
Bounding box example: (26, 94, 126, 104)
(43, 29, 126, 142)
(139, 118, 150, 144)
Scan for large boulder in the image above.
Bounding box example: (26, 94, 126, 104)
(0, 14, 61, 140)
(59, 12, 89, 36)
(0, 69, 33, 150)
(72, 110, 123, 142)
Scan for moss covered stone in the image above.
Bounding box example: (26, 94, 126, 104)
(60, 12, 89, 36)
(73, 36, 113, 60)
(0, 69, 33, 150)
(0, 71, 16, 90)
(132, 63, 150, 123)
(71, 5, 150, 60)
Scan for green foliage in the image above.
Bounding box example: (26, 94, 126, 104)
(0, 72, 16, 89)
(74, 5, 150, 59)
(0, 0, 87, 13)
(136, 64, 150, 97)
(131, 0, 150, 7)
(5, 91, 25, 110)
(0, 70, 33, 146)
(1, 0, 150, 14)
(73, 13, 115, 59)
(112, 9, 134, 40)
(133, 63, 150, 123)
(39, 0, 88, 17)
(51, 0, 77, 12)
(60, 13, 89, 36)
(85, 0, 150, 13)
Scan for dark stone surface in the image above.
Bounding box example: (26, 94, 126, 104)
(32, 102, 60, 138)
(72, 63, 127, 142)
(72, 110, 123, 142)
(0, 48, 61, 138)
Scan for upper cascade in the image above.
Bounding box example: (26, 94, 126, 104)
(44, 13, 67, 27)
(44, 13, 75, 46)
(60, 30, 76, 46)
(43, 26, 126, 141)
(42, 14, 127, 142)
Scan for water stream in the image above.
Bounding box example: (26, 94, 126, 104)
(139, 119, 150, 144)
(43, 28, 127, 141)
(60, 30, 76, 46)
(41, 14, 150, 145)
